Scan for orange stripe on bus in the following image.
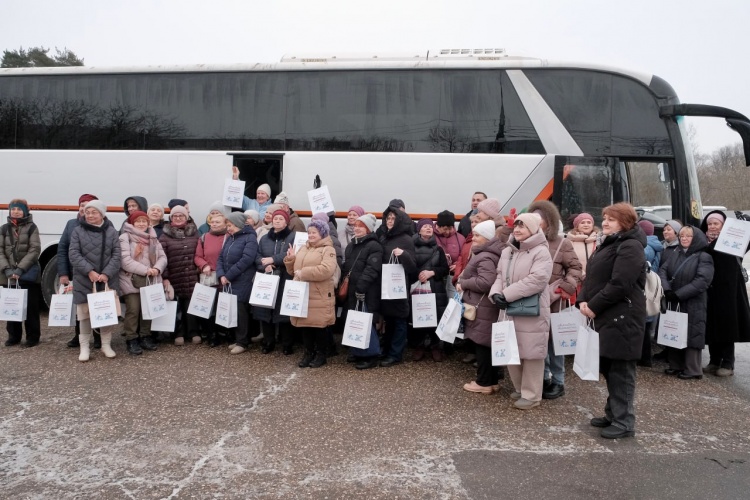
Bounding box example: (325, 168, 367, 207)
(0, 204, 162, 213)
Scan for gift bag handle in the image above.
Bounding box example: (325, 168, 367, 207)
(223, 284, 233, 294)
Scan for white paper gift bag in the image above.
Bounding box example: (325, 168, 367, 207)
(249, 272, 280, 308)
(87, 284, 120, 329)
(307, 185, 335, 215)
(573, 321, 600, 381)
(657, 306, 688, 349)
(48, 285, 75, 327)
(215, 286, 238, 328)
(0, 281, 27, 322)
(342, 304, 373, 349)
(411, 293, 438, 328)
(715, 217, 750, 257)
(293, 231, 309, 252)
(435, 297, 462, 343)
(187, 282, 218, 319)
(550, 302, 586, 355)
(151, 301, 178, 332)
(491, 314, 520, 366)
(280, 280, 309, 318)
(222, 178, 245, 208)
(381, 254, 407, 300)
(140, 278, 168, 320)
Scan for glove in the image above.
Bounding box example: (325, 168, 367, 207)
(665, 290, 679, 303)
(506, 208, 517, 226)
(355, 292, 366, 301)
(3, 269, 13, 278)
(492, 293, 509, 309)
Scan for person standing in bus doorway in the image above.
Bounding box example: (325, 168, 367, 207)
(219, 212, 259, 355)
(120, 196, 148, 232)
(147, 203, 166, 238)
(58, 193, 102, 349)
(118, 211, 167, 355)
(68, 200, 121, 362)
(379, 204, 417, 367)
(527, 200, 582, 401)
(457, 192, 487, 238)
(232, 166, 274, 221)
(578, 203, 646, 438)
(1, 199, 42, 348)
(434, 210, 465, 297)
(273, 192, 306, 233)
(159, 205, 201, 346)
(700, 210, 750, 377)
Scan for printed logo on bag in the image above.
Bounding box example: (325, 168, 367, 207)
(494, 348, 506, 359)
(347, 333, 363, 342)
(54, 314, 69, 320)
(4, 309, 19, 316)
(310, 192, 331, 212)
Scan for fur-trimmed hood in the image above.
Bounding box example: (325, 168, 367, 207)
(527, 200, 562, 241)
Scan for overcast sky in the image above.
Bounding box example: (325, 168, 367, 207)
(3, 0, 748, 154)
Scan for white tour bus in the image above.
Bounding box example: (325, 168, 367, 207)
(1, 48, 749, 305)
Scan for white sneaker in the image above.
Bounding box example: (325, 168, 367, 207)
(174, 337, 185, 346)
(230, 345, 246, 355)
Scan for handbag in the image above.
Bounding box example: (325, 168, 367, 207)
(131, 274, 150, 289)
(338, 250, 363, 302)
(462, 294, 484, 321)
(504, 253, 540, 316)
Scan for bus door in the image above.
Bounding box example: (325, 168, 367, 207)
(228, 153, 285, 203)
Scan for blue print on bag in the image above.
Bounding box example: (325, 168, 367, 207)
(495, 348, 506, 358)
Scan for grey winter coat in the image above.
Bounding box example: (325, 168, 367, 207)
(69, 218, 121, 304)
(658, 228, 714, 349)
(459, 237, 505, 347)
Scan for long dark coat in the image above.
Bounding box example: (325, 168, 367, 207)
(379, 206, 417, 319)
(413, 234, 450, 316)
(159, 221, 200, 299)
(658, 227, 714, 349)
(252, 227, 294, 323)
(577, 226, 647, 360)
(459, 237, 505, 347)
(217, 225, 258, 302)
(700, 210, 750, 344)
(342, 232, 383, 314)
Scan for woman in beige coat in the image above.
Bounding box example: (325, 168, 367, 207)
(284, 219, 338, 368)
(490, 213, 553, 410)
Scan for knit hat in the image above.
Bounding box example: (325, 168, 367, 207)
(244, 209, 260, 225)
(473, 220, 496, 241)
(389, 198, 405, 210)
(436, 210, 455, 227)
(308, 219, 329, 238)
(127, 211, 148, 225)
(226, 212, 247, 229)
(477, 198, 501, 219)
(515, 213, 541, 234)
(257, 183, 272, 198)
(573, 212, 594, 228)
(78, 194, 98, 205)
(169, 205, 189, 219)
(207, 201, 228, 217)
(265, 204, 282, 215)
(348, 205, 365, 217)
(8, 199, 29, 217)
(148, 203, 164, 214)
(274, 192, 290, 205)
(665, 219, 682, 234)
(356, 213, 377, 234)
(416, 218, 433, 234)
(637, 219, 655, 236)
(85, 200, 107, 217)
(311, 212, 329, 223)
(272, 209, 290, 224)
(168, 198, 188, 210)
(706, 212, 725, 225)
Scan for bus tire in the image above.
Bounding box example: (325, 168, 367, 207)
(41, 255, 60, 309)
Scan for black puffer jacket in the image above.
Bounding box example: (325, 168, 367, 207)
(577, 226, 647, 360)
(413, 234, 449, 314)
(159, 221, 200, 298)
(379, 206, 417, 318)
(342, 232, 383, 314)
(0, 214, 41, 285)
(252, 227, 295, 324)
(700, 210, 750, 344)
(69, 218, 121, 304)
(658, 227, 714, 348)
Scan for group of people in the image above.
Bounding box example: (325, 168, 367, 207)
(2, 186, 749, 440)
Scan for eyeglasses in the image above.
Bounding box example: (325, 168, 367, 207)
(171, 214, 187, 219)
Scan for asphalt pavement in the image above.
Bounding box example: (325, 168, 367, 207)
(1, 318, 749, 499)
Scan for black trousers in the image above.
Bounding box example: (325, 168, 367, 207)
(6, 282, 41, 344)
(235, 301, 254, 347)
(708, 341, 735, 369)
(176, 296, 200, 339)
(298, 326, 328, 355)
(260, 320, 293, 349)
(474, 343, 500, 387)
(600, 357, 637, 432)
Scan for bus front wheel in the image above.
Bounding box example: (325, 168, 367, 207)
(41, 255, 61, 309)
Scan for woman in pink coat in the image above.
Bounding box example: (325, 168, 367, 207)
(490, 213, 553, 410)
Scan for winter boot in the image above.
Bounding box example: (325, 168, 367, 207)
(139, 335, 158, 351)
(100, 332, 117, 358)
(78, 333, 92, 362)
(127, 339, 143, 355)
(93, 330, 102, 349)
(309, 353, 327, 368)
(298, 350, 315, 368)
(67, 332, 80, 348)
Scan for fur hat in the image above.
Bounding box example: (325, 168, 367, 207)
(169, 205, 189, 219)
(637, 219, 655, 236)
(356, 214, 377, 234)
(472, 220, 496, 241)
(272, 209, 290, 224)
(477, 198, 501, 219)
(416, 218, 433, 234)
(573, 212, 594, 228)
(274, 192, 290, 205)
(436, 210, 455, 227)
(78, 194, 98, 205)
(348, 205, 365, 217)
(308, 219, 329, 238)
(168, 198, 188, 210)
(257, 183, 272, 198)
(226, 212, 247, 229)
(127, 211, 149, 225)
(244, 209, 260, 225)
(515, 213, 541, 235)
(85, 200, 107, 217)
